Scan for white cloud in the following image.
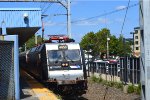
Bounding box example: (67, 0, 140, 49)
(72, 18, 98, 26)
(98, 18, 114, 25)
(44, 21, 66, 26)
(74, 20, 98, 26)
(44, 21, 55, 26)
(73, 18, 112, 26)
(98, 18, 109, 24)
(45, 17, 123, 27)
(116, 6, 126, 10)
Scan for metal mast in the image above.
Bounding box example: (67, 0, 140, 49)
(58, 0, 71, 38)
(105, 11, 109, 59)
(140, 0, 150, 100)
(107, 35, 109, 59)
(42, 20, 44, 42)
(67, 0, 71, 38)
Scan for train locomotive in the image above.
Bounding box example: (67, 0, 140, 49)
(20, 35, 87, 95)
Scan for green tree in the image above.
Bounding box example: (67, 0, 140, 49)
(80, 28, 132, 58)
(109, 35, 119, 55)
(95, 28, 111, 55)
(26, 36, 35, 50)
(80, 32, 97, 56)
(116, 35, 131, 56)
(20, 35, 43, 52)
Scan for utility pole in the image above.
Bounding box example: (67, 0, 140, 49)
(107, 35, 110, 59)
(35, 33, 38, 45)
(105, 10, 109, 59)
(42, 21, 44, 42)
(67, 0, 71, 38)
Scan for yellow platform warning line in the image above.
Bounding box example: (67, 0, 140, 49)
(22, 70, 59, 100)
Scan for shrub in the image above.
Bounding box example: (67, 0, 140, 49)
(114, 82, 123, 89)
(91, 75, 103, 83)
(127, 83, 141, 94)
(134, 83, 141, 95)
(91, 75, 98, 82)
(97, 77, 103, 83)
(107, 81, 114, 87)
(127, 85, 134, 93)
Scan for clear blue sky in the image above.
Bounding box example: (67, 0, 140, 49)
(0, 0, 139, 42)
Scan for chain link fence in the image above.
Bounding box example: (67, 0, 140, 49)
(0, 41, 15, 100)
(87, 57, 140, 85)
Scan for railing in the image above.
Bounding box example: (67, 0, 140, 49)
(87, 57, 140, 85)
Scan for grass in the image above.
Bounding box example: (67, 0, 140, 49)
(90, 75, 123, 89)
(90, 75, 141, 95)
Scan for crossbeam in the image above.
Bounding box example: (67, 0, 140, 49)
(0, 0, 58, 2)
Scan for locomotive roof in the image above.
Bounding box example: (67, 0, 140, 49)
(28, 42, 80, 53)
(44, 42, 79, 45)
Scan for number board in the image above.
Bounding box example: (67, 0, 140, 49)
(58, 45, 68, 50)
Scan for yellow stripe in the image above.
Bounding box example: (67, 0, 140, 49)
(22, 70, 59, 100)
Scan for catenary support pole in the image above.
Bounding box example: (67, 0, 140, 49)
(140, 0, 150, 99)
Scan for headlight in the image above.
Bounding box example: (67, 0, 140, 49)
(65, 63, 69, 66)
(61, 62, 69, 67)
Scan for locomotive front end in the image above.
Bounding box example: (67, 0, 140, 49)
(45, 43, 87, 95)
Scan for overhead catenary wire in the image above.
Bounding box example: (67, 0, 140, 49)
(44, 5, 63, 22)
(42, 3, 54, 14)
(42, 1, 138, 39)
(55, 25, 67, 34)
(71, 3, 138, 24)
(121, 0, 131, 34)
(43, 2, 138, 37)
(42, 0, 66, 23)
(25, 0, 67, 48)
(42, 2, 138, 26)
(40, 2, 48, 11)
(43, 1, 68, 34)
(42, 0, 65, 14)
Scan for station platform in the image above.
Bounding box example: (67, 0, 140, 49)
(20, 70, 59, 100)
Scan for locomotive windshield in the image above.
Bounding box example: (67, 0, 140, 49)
(65, 50, 80, 61)
(48, 49, 81, 62)
(48, 50, 63, 62)
(48, 49, 82, 70)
